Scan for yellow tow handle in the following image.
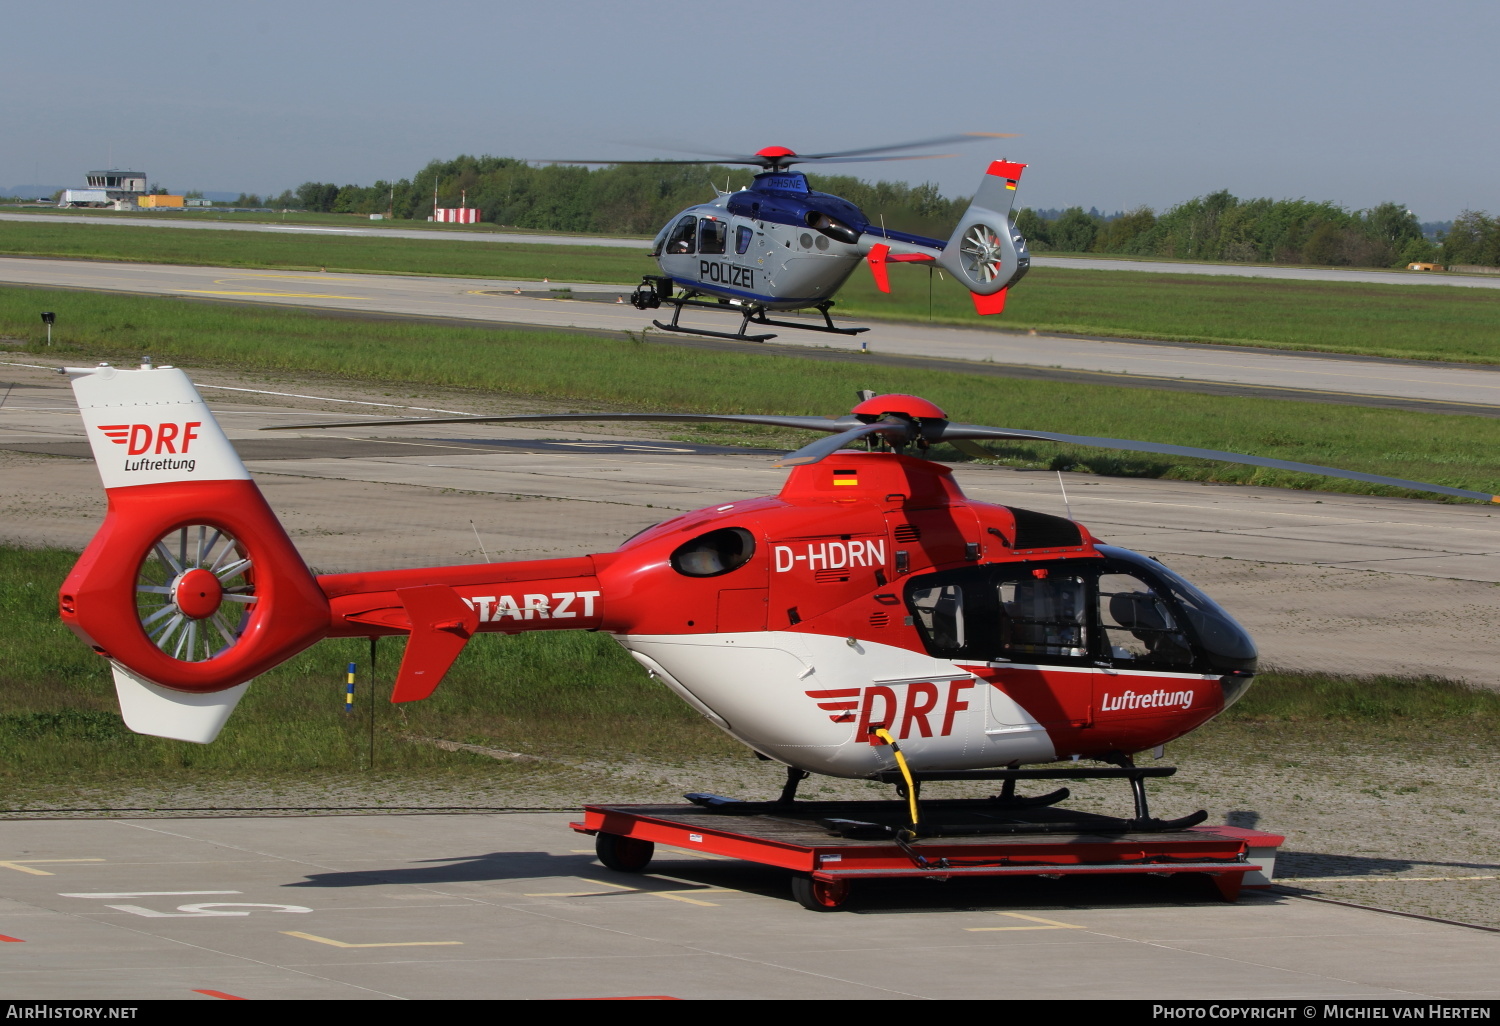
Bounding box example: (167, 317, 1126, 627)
(873, 727, 919, 829)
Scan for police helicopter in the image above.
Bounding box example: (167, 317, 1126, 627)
(542, 134, 1029, 341)
(56, 366, 1498, 854)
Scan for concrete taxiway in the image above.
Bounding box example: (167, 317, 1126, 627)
(3, 256, 1500, 413)
(0, 812, 1495, 1001)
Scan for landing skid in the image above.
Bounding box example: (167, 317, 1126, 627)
(865, 756, 1208, 835)
(651, 302, 777, 343)
(699, 759, 1204, 839)
(635, 277, 869, 344)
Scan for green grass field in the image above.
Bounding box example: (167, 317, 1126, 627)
(4, 284, 1499, 502)
(4, 547, 1494, 784)
(4, 218, 1500, 362)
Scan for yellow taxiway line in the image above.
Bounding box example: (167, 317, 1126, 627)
(965, 912, 1088, 932)
(0, 860, 105, 876)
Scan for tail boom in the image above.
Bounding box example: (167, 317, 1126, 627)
(318, 556, 608, 703)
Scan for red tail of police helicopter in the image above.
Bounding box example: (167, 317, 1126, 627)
(546, 134, 1029, 341)
(57, 363, 1497, 833)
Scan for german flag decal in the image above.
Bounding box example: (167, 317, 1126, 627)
(833, 469, 859, 487)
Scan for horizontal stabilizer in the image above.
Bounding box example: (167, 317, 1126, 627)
(866, 244, 939, 294)
(112, 663, 250, 743)
(391, 585, 479, 703)
(867, 244, 892, 293)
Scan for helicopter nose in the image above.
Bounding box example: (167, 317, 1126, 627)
(1219, 671, 1256, 710)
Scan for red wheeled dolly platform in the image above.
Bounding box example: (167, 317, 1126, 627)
(572, 800, 1284, 912)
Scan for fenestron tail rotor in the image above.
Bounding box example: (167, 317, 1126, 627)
(958, 224, 1007, 283)
(135, 524, 257, 664)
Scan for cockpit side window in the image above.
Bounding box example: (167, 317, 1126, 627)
(998, 574, 1087, 659)
(671, 527, 755, 578)
(667, 215, 697, 255)
(736, 225, 754, 255)
(909, 584, 965, 653)
(699, 218, 728, 255)
(1098, 573, 1191, 666)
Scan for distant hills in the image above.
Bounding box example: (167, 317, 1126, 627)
(0, 185, 65, 199)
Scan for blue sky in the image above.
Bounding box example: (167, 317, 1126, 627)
(3, 0, 1494, 219)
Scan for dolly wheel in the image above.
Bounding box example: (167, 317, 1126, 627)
(595, 832, 654, 873)
(791, 874, 851, 911)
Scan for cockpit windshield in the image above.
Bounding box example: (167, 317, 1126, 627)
(905, 546, 1257, 673)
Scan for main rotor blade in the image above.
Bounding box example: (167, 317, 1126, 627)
(534, 153, 960, 168)
(535, 132, 1019, 169)
(532, 157, 765, 167)
(263, 412, 851, 433)
(774, 421, 910, 467)
(799, 132, 1019, 160)
(793, 153, 958, 166)
(645, 134, 1018, 164)
(942, 424, 1499, 503)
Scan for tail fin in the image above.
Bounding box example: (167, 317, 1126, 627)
(60, 363, 329, 742)
(936, 160, 1031, 315)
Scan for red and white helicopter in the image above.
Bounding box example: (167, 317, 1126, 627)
(56, 364, 1496, 830)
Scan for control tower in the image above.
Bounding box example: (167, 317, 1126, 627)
(84, 170, 147, 201)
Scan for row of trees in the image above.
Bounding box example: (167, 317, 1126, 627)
(1438, 210, 1500, 268)
(268, 155, 1493, 268)
(1016, 192, 1442, 268)
(287, 155, 972, 237)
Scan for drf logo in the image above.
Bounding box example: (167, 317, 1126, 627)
(807, 678, 975, 741)
(99, 422, 202, 456)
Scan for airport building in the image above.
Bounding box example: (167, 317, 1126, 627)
(85, 169, 146, 195)
(59, 169, 183, 210)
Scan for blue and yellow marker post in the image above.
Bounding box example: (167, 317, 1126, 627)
(344, 662, 356, 713)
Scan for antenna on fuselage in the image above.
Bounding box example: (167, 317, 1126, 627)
(470, 520, 491, 563)
(855, 390, 878, 451)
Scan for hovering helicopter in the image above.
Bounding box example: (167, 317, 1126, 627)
(544, 134, 1029, 341)
(56, 366, 1497, 829)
